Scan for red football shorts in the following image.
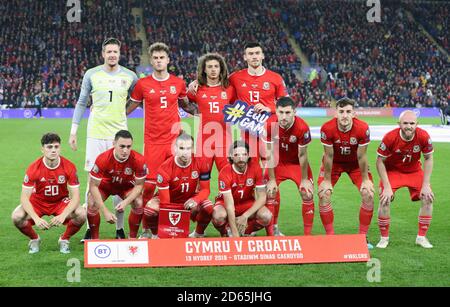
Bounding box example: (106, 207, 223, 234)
(380, 169, 425, 201)
(144, 142, 173, 183)
(317, 162, 373, 189)
(29, 197, 71, 224)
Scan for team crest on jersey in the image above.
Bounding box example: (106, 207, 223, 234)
(124, 168, 132, 175)
(289, 135, 297, 143)
(169, 212, 181, 226)
(350, 137, 357, 145)
(170, 86, 176, 94)
(413, 145, 420, 153)
(380, 142, 386, 151)
(157, 174, 164, 184)
(321, 132, 327, 140)
(24, 175, 29, 183)
(121, 79, 127, 88)
(191, 171, 199, 179)
(58, 175, 65, 184)
(246, 178, 254, 186)
(221, 91, 227, 99)
(263, 82, 270, 90)
(220, 181, 226, 190)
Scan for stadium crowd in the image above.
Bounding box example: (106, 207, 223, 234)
(0, 0, 448, 109)
(0, 0, 141, 108)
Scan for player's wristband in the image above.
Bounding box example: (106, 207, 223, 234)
(70, 123, 79, 135)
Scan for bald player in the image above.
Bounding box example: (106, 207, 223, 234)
(376, 110, 435, 248)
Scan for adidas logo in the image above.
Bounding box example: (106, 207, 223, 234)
(232, 183, 237, 188)
(242, 83, 247, 87)
(335, 139, 341, 143)
(305, 210, 314, 215)
(150, 89, 155, 94)
(202, 94, 207, 98)
(395, 149, 401, 153)
(173, 177, 179, 181)
(40, 177, 46, 182)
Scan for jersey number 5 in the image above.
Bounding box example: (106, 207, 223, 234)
(160, 97, 167, 108)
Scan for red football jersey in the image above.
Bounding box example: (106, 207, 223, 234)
(263, 116, 312, 164)
(23, 156, 79, 204)
(130, 74, 187, 144)
(377, 127, 433, 173)
(229, 68, 288, 113)
(217, 161, 265, 205)
(156, 156, 210, 204)
(90, 148, 147, 190)
(187, 84, 235, 148)
(320, 118, 370, 164)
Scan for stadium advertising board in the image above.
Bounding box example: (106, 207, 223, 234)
(85, 234, 369, 268)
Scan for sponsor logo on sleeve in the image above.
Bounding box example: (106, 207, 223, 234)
(220, 181, 226, 190)
(157, 174, 164, 184)
(321, 132, 327, 140)
(379, 142, 386, 151)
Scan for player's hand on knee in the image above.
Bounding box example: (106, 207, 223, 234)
(184, 199, 197, 210)
(50, 215, 66, 227)
(360, 180, 375, 199)
(300, 179, 313, 200)
(318, 180, 332, 199)
(34, 217, 50, 230)
(266, 179, 278, 198)
(420, 185, 434, 203)
(379, 187, 393, 206)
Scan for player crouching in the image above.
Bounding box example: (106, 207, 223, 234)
(87, 130, 147, 239)
(12, 133, 85, 254)
(212, 141, 272, 237)
(141, 132, 213, 239)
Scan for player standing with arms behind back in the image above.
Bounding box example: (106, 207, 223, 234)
(69, 38, 138, 241)
(127, 42, 197, 236)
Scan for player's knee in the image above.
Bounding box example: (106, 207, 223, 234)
(212, 208, 226, 226)
(319, 190, 332, 203)
(145, 198, 160, 212)
(421, 202, 433, 211)
(11, 206, 26, 225)
(257, 210, 272, 226)
(132, 196, 143, 209)
(74, 207, 87, 223)
(300, 189, 313, 202)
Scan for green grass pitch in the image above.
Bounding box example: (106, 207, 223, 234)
(0, 116, 448, 286)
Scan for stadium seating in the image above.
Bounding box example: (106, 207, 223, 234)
(0, 0, 448, 109)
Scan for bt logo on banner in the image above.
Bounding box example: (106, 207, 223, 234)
(94, 245, 111, 259)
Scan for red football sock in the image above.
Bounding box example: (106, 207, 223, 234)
(264, 196, 278, 236)
(302, 200, 315, 235)
(128, 207, 143, 238)
(359, 203, 374, 235)
(195, 201, 213, 235)
(142, 181, 157, 230)
(319, 203, 334, 235)
(377, 216, 390, 237)
(418, 215, 432, 237)
(143, 207, 158, 235)
(61, 219, 83, 240)
(17, 220, 39, 240)
(87, 209, 100, 239)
